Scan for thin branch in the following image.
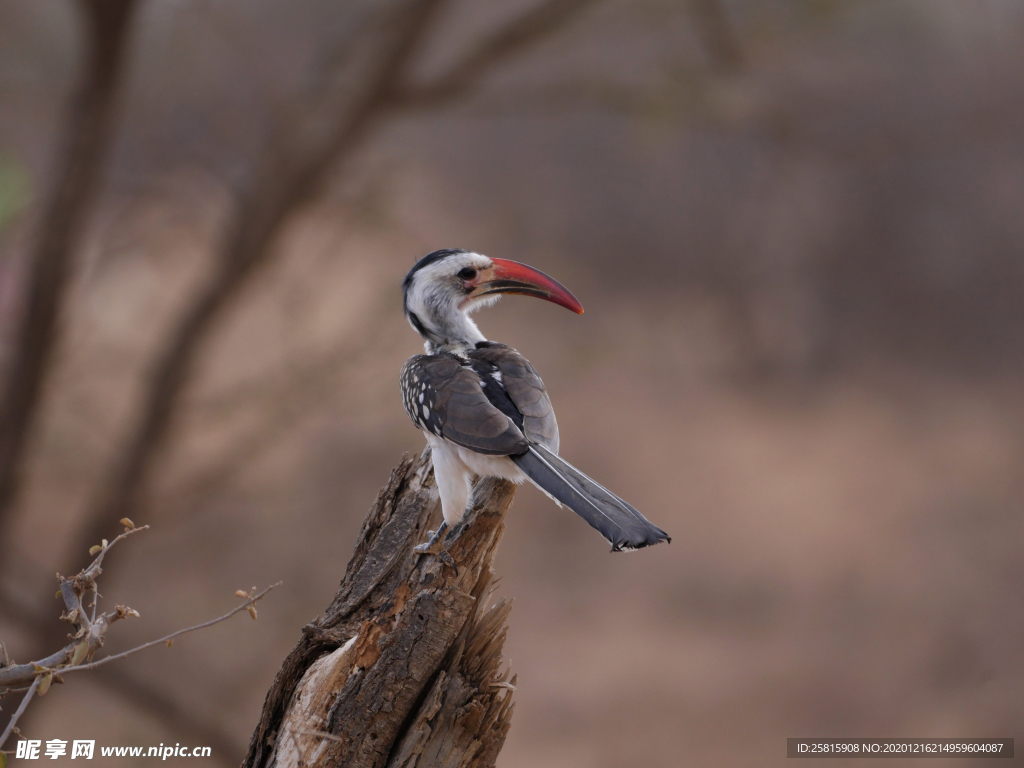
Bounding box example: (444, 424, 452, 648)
(0, 584, 280, 689)
(0, 676, 40, 752)
(0, 520, 276, 764)
(81, 523, 149, 581)
(0, 587, 243, 764)
(0, 525, 150, 694)
(61, 584, 281, 675)
(0, 528, 141, 689)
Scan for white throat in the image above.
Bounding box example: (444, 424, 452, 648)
(406, 289, 486, 355)
(423, 311, 485, 356)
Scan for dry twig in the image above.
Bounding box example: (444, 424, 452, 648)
(0, 676, 40, 755)
(0, 576, 245, 763)
(0, 524, 279, 757)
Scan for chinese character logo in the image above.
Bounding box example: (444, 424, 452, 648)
(71, 740, 95, 759)
(44, 739, 67, 760)
(16, 740, 41, 760)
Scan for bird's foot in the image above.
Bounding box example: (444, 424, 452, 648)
(414, 521, 448, 555)
(413, 521, 459, 575)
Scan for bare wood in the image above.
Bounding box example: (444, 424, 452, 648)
(244, 450, 517, 768)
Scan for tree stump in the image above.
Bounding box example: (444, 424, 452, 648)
(244, 449, 517, 768)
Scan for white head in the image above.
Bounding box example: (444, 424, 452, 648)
(402, 248, 584, 354)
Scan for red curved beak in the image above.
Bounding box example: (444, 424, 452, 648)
(470, 258, 584, 314)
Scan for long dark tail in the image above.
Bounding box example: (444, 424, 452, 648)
(511, 444, 670, 551)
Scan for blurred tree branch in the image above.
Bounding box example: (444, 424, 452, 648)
(70, 0, 601, 571)
(0, 0, 139, 529)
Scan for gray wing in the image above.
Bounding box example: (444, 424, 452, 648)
(469, 342, 560, 453)
(400, 353, 529, 456)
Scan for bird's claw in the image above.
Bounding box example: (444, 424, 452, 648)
(436, 549, 457, 576)
(414, 529, 437, 551)
(414, 540, 459, 576)
(414, 521, 459, 575)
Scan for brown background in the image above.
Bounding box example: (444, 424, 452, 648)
(1, 1, 1022, 766)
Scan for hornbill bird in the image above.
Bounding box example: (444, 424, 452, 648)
(401, 248, 670, 571)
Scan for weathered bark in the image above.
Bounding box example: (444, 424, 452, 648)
(244, 450, 516, 768)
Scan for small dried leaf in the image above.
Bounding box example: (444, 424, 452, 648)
(32, 664, 47, 673)
(89, 545, 102, 556)
(37, 672, 52, 696)
(101, 539, 108, 548)
(165, 639, 173, 648)
(1, 747, 8, 767)
(247, 605, 258, 621)
(55, 590, 62, 599)
(234, 590, 249, 599)
(71, 641, 89, 667)
(120, 517, 135, 529)
(126, 608, 140, 618)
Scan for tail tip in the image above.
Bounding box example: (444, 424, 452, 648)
(610, 530, 671, 553)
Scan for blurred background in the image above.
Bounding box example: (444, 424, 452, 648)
(1, 0, 1023, 765)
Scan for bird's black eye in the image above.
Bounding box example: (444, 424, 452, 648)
(457, 267, 477, 281)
